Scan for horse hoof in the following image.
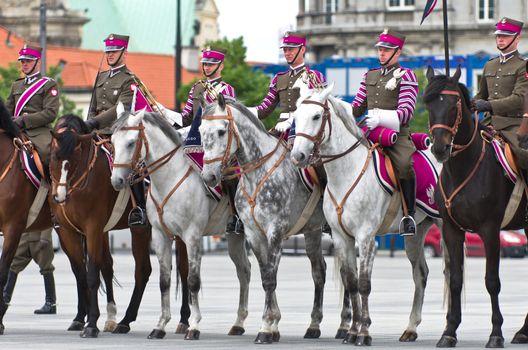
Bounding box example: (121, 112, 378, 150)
(103, 320, 117, 332)
(80, 326, 99, 338)
(184, 329, 200, 340)
(511, 331, 528, 344)
(112, 324, 131, 334)
(254, 332, 273, 344)
(485, 335, 504, 348)
(399, 330, 418, 342)
(335, 328, 348, 339)
(355, 335, 372, 346)
(272, 331, 280, 342)
(175, 322, 189, 334)
(436, 335, 457, 348)
(147, 329, 166, 339)
(304, 327, 321, 339)
(342, 332, 357, 344)
(228, 325, 245, 336)
(68, 320, 85, 331)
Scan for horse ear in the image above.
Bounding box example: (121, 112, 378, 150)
(116, 101, 125, 117)
(452, 65, 462, 83)
(50, 129, 59, 140)
(217, 93, 226, 111)
(426, 66, 435, 82)
(320, 82, 334, 100)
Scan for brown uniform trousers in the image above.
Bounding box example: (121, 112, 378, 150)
(475, 52, 528, 168)
(10, 228, 54, 275)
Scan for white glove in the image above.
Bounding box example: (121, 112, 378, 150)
(365, 110, 380, 130)
(275, 117, 293, 132)
(157, 103, 183, 127)
(376, 109, 400, 132)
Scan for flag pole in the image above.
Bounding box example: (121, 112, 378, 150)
(442, 0, 450, 76)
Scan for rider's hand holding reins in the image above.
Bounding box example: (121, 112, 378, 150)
(471, 99, 492, 112)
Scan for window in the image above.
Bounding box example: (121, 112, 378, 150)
(325, 0, 339, 24)
(477, 0, 495, 21)
(387, 0, 415, 10)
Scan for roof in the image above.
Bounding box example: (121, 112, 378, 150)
(68, 0, 196, 55)
(0, 26, 200, 108)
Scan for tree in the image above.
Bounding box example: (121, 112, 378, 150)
(410, 69, 430, 134)
(177, 37, 280, 129)
(0, 62, 82, 118)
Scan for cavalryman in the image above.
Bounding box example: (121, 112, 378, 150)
(472, 17, 528, 174)
(255, 31, 327, 131)
(3, 44, 59, 314)
(86, 34, 147, 227)
(351, 29, 419, 236)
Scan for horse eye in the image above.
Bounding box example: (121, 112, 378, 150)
(313, 114, 321, 121)
(127, 141, 135, 149)
(218, 129, 226, 137)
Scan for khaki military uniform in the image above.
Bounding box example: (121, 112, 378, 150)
(10, 228, 54, 274)
(354, 67, 416, 179)
(474, 51, 528, 167)
(5, 74, 60, 165)
(88, 66, 136, 134)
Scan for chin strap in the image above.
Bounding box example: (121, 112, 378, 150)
(497, 34, 518, 52)
(107, 49, 125, 67)
(27, 59, 39, 76)
(379, 48, 399, 66)
(202, 63, 221, 78)
(287, 46, 303, 65)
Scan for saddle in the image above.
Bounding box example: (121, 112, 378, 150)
(15, 134, 44, 189)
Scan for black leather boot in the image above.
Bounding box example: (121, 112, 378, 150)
(399, 177, 416, 236)
(129, 181, 148, 227)
(223, 178, 244, 234)
(3, 270, 18, 306)
(34, 273, 56, 314)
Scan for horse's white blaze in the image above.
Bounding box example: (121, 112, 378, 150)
(55, 160, 69, 202)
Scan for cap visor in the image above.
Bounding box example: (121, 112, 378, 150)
(494, 30, 517, 35)
(104, 47, 125, 52)
(280, 43, 303, 48)
(200, 58, 222, 63)
(18, 55, 38, 61)
(375, 42, 399, 49)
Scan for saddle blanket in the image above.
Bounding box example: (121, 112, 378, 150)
(491, 139, 517, 183)
(20, 150, 41, 189)
(183, 152, 223, 201)
(372, 148, 440, 218)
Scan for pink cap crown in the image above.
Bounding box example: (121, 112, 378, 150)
(18, 44, 42, 60)
(495, 18, 523, 35)
(201, 46, 226, 63)
(378, 33, 405, 49)
(280, 31, 307, 48)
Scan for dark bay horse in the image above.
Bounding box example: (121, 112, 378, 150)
(0, 99, 53, 334)
(423, 66, 528, 347)
(49, 115, 189, 337)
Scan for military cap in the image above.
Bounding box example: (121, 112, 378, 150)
(280, 31, 307, 48)
(104, 34, 129, 52)
(18, 44, 42, 61)
(375, 28, 406, 49)
(200, 46, 226, 64)
(494, 17, 523, 36)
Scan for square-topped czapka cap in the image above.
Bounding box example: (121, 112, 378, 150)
(200, 46, 226, 64)
(280, 31, 307, 48)
(494, 17, 523, 36)
(18, 44, 42, 60)
(104, 34, 129, 52)
(375, 29, 406, 49)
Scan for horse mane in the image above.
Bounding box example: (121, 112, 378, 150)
(54, 114, 90, 160)
(0, 98, 20, 138)
(423, 75, 472, 110)
(203, 100, 268, 134)
(113, 110, 183, 146)
(328, 95, 366, 143)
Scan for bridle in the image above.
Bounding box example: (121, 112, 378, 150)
(428, 89, 479, 157)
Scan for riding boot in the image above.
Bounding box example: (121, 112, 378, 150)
(223, 178, 244, 234)
(129, 181, 148, 227)
(34, 272, 56, 314)
(521, 168, 528, 222)
(399, 177, 417, 236)
(3, 270, 18, 306)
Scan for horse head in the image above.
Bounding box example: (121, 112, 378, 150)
(110, 102, 147, 190)
(199, 93, 240, 187)
(0, 98, 20, 138)
(423, 65, 473, 163)
(291, 83, 334, 167)
(50, 114, 93, 203)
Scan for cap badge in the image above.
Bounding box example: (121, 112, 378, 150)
(382, 28, 389, 34)
(205, 46, 211, 51)
(109, 35, 114, 40)
(501, 18, 506, 23)
(284, 33, 289, 37)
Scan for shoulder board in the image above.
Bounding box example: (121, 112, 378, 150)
(14, 77, 24, 82)
(369, 67, 382, 72)
(488, 56, 500, 62)
(276, 71, 288, 76)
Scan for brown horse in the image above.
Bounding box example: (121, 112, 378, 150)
(0, 100, 53, 334)
(48, 114, 191, 338)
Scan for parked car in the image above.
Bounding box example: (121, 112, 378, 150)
(424, 225, 527, 258)
(282, 232, 335, 256)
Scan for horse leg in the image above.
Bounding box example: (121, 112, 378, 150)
(480, 227, 505, 348)
(436, 221, 465, 348)
(354, 237, 377, 346)
(174, 235, 190, 334)
(113, 226, 152, 334)
(184, 236, 203, 340)
(56, 226, 88, 332)
(399, 217, 432, 342)
(334, 265, 352, 339)
(0, 224, 24, 334)
(226, 231, 251, 336)
(99, 233, 117, 333)
(511, 228, 528, 344)
(302, 230, 327, 339)
(147, 229, 172, 339)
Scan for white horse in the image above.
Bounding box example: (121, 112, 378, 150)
(199, 96, 352, 344)
(110, 104, 251, 340)
(290, 84, 445, 345)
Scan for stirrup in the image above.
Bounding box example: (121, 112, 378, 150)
(398, 215, 416, 237)
(128, 207, 147, 227)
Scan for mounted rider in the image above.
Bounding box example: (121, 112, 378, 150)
(86, 33, 147, 227)
(351, 29, 419, 236)
(3, 44, 59, 315)
(472, 17, 528, 178)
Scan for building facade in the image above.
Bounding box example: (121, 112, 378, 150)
(297, 0, 528, 62)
